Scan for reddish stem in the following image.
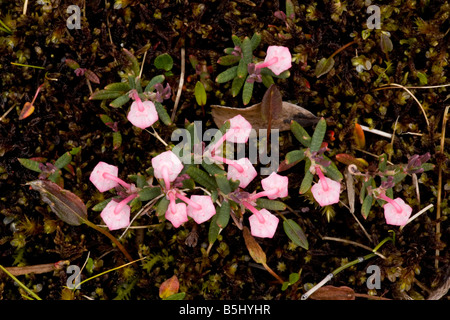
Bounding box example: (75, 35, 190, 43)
(161, 166, 172, 190)
(176, 193, 202, 210)
(255, 57, 278, 70)
(379, 193, 403, 213)
(249, 188, 278, 200)
(211, 155, 244, 173)
(242, 201, 265, 224)
(114, 194, 138, 215)
(315, 166, 329, 191)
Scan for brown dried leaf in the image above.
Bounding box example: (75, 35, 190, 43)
(243, 226, 266, 264)
(310, 285, 355, 300)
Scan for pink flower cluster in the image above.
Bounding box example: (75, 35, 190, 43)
(205, 114, 289, 238)
(89, 162, 138, 230)
(152, 151, 216, 228)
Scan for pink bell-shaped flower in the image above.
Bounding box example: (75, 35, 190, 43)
(90, 161, 131, 192)
(127, 100, 159, 129)
(152, 151, 184, 189)
(100, 199, 131, 231)
(227, 157, 257, 188)
(186, 195, 216, 224)
(256, 46, 292, 76)
(165, 202, 188, 228)
(249, 209, 279, 238)
(259, 172, 289, 199)
(311, 166, 341, 206)
(381, 196, 412, 226)
(227, 114, 253, 144)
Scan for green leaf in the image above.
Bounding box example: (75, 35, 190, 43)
(242, 79, 254, 105)
(104, 82, 131, 92)
(231, 76, 245, 97)
(65, 58, 80, 70)
(138, 187, 162, 201)
(164, 292, 186, 300)
(291, 121, 311, 147)
(123, 48, 140, 76)
(420, 163, 434, 172)
(299, 170, 313, 194)
(186, 166, 217, 190)
(215, 173, 231, 194)
(216, 200, 231, 229)
(361, 194, 373, 219)
(322, 156, 343, 181)
(112, 131, 122, 150)
(109, 94, 130, 108)
(54, 152, 72, 169)
(18, 158, 42, 173)
(27, 180, 87, 226)
(100, 114, 113, 125)
(154, 53, 173, 71)
(89, 90, 122, 101)
(286, 149, 305, 164)
(194, 81, 207, 106)
(217, 55, 241, 66)
(286, 0, 295, 18)
(417, 72, 428, 85)
(92, 198, 113, 212)
(310, 117, 327, 152)
(232, 35, 242, 47)
(84, 69, 100, 84)
(154, 102, 172, 125)
(242, 37, 253, 64)
(201, 161, 226, 176)
(237, 58, 248, 79)
(208, 213, 221, 245)
(256, 198, 286, 211)
(393, 172, 407, 184)
(261, 74, 275, 88)
(314, 57, 335, 78)
(144, 75, 165, 92)
(216, 66, 238, 83)
(283, 219, 308, 249)
(250, 33, 261, 51)
(156, 196, 170, 218)
(378, 154, 388, 172)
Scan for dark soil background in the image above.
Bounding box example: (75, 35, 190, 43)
(0, 0, 449, 300)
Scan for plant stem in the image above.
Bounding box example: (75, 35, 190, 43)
(0, 265, 42, 300)
(329, 40, 357, 60)
(262, 262, 284, 284)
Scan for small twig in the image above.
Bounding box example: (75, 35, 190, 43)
(339, 200, 372, 243)
(145, 126, 168, 146)
(86, 78, 93, 95)
(322, 236, 386, 259)
(359, 124, 392, 139)
(400, 204, 434, 231)
(23, 0, 28, 15)
(171, 48, 185, 122)
(388, 116, 399, 163)
(0, 105, 15, 122)
(435, 105, 449, 269)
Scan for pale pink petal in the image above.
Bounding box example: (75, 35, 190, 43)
(100, 200, 130, 231)
(165, 203, 188, 228)
(186, 195, 216, 224)
(261, 172, 289, 199)
(249, 209, 279, 238)
(383, 198, 412, 226)
(311, 177, 341, 206)
(89, 161, 119, 192)
(127, 100, 158, 129)
(227, 157, 257, 188)
(227, 114, 252, 144)
(265, 46, 292, 76)
(152, 151, 184, 182)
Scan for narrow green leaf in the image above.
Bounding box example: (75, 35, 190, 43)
(310, 118, 327, 152)
(290, 120, 311, 147)
(256, 198, 286, 211)
(100, 114, 114, 125)
(109, 94, 130, 108)
(237, 58, 248, 79)
(186, 166, 217, 190)
(123, 48, 140, 76)
(215, 173, 231, 195)
(242, 37, 253, 64)
(53, 152, 72, 169)
(156, 197, 170, 217)
(104, 82, 131, 92)
(361, 194, 373, 219)
(314, 57, 335, 78)
(286, 149, 305, 164)
(18, 158, 42, 173)
(208, 214, 221, 245)
(216, 66, 238, 83)
(393, 172, 407, 184)
(84, 69, 100, 84)
(231, 76, 245, 97)
(194, 81, 207, 106)
(89, 90, 122, 101)
(164, 292, 186, 300)
(242, 79, 254, 105)
(138, 187, 161, 201)
(216, 200, 231, 229)
(201, 161, 226, 176)
(27, 180, 87, 226)
(217, 55, 241, 66)
(112, 131, 122, 150)
(232, 35, 242, 47)
(250, 33, 261, 51)
(378, 154, 388, 172)
(322, 156, 343, 181)
(261, 74, 275, 88)
(144, 75, 165, 92)
(92, 198, 113, 212)
(283, 219, 309, 249)
(154, 102, 172, 125)
(299, 170, 313, 194)
(286, 0, 295, 18)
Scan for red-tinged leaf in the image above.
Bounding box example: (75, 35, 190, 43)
(335, 154, 368, 171)
(243, 226, 266, 264)
(310, 285, 355, 300)
(65, 58, 80, 70)
(353, 123, 366, 149)
(19, 102, 35, 120)
(261, 84, 282, 122)
(84, 69, 100, 84)
(159, 275, 180, 299)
